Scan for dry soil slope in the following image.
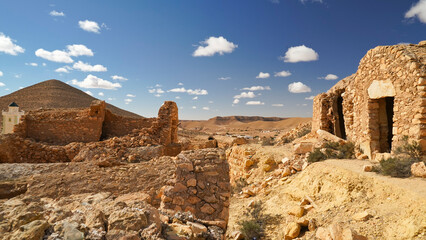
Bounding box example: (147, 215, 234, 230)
(181, 116, 311, 131)
(0, 79, 141, 118)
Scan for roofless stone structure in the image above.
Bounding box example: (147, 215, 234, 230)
(312, 41, 426, 159)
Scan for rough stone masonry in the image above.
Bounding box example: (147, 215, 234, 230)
(312, 41, 426, 159)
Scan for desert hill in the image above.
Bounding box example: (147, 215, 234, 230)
(181, 116, 311, 132)
(0, 79, 141, 118)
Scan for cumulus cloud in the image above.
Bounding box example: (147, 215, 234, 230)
(234, 92, 256, 99)
(0, 33, 25, 55)
(175, 96, 181, 99)
(67, 44, 94, 57)
(85, 91, 93, 96)
(233, 99, 240, 105)
(305, 95, 315, 100)
(193, 36, 237, 57)
(256, 72, 270, 79)
(168, 87, 208, 95)
(26, 63, 38, 67)
(319, 74, 338, 80)
(178, 82, 184, 85)
(246, 101, 265, 105)
(0, 71, 3, 77)
(70, 74, 122, 90)
(281, 45, 319, 63)
(98, 92, 104, 96)
(193, 96, 198, 100)
(202, 107, 210, 110)
(79, 20, 101, 33)
(148, 88, 164, 97)
(111, 75, 128, 81)
(126, 94, 136, 97)
(274, 70, 292, 77)
(42, 63, 47, 66)
(55, 67, 70, 73)
(192, 106, 197, 109)
(73, 61, 107, 72)
(0, 82, 4, 87)
(50, 10, 65, 17)
(405, 0, 426, 23)
(124, 99, 132, 104)
(35, 49, 73, 63)
(272, 104, 284, 107)
(218, 77, 231, 80)
(288, 82, 312, 93)
(242, 86, 271, 91)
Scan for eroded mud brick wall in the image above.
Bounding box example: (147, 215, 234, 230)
(160, 149, 230, 225)
(101, 110, 155, 139)
(15, 101, 106, 145)
(312, 42, 426, 157)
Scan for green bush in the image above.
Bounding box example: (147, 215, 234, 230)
(376, 157, 414, 178)
(237, 201, 268, 239)
(307, 141, 355, 163)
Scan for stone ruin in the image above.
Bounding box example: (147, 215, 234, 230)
(0, 100, 181, 163)
(312, 41, 426, 159)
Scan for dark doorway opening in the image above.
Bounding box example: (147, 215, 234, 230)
(377, 97, 394, 152)
(335, 96, 346, 139)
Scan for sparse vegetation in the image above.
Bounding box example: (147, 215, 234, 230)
(373, 136, 424, 178)
(237, 201, 270, 240)
(307, 141, 355, 163)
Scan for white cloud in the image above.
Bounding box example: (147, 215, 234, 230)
(288, 82, 312, 93)
(234, 91, 256, 99)
(155, 84, 162, 87)
(218, 77, 231, 80)
(154, 94, 161, 97)
(98, 92, 104, 96)
(274, 70, 292, 77)
(25, 63, 38, 67)
(256, 72, 270, 79)
(233, 99, 240, 104)
(55, 67, 70, 73)
(50, 10, 65, 17)
(0, 33, 25, 55)
(67, 44, 94, 57)
(0, 82, 4, 87)
(111, 75, 128, 81)
(178, 82, 184, 85)
(79, 20, 101, 33)
(148, 88, 165, 94)
(405, 0, 426, 23)
(85, 91, 93, 96)
(202, 107, 210, 110)
(168, 87, 208, 95)
(192, 106, 197, 109)
(242, 86, 271, 91)
(0, 71, 3, 77)
(70, 74, 122, 90)
(124, 99, 133, 104)
(42, 63, 46, 66)
(126, 94, 136, 97)
(209, 101, 213, 104)
(281, 45, 319, 63)
(107, 97, 116, 101)
(15, 74, 22, 78)
(35, 49, 73, 63)
(73, 61, 107, 72)
(272, 104, 284, 107)
(305, 95, 315, 100)
(175, 96, 181, 99)
(319, 74, 338, 80)
(193, 96, 198, 100)
(193, 36, 237, 57)
(246, 101, 265, 105)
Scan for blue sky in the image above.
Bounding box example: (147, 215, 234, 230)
(0, 0, 425, 120)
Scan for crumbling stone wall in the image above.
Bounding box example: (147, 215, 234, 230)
(160, 149, 230, 228)
(101, 110, 155, 139)
(313, 41, 426, 158)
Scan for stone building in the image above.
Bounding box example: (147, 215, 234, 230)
(312, 41, 426, 159)
(1, 102, 24, 134)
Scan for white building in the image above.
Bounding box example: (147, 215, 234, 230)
(2, 102, 25, 134)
